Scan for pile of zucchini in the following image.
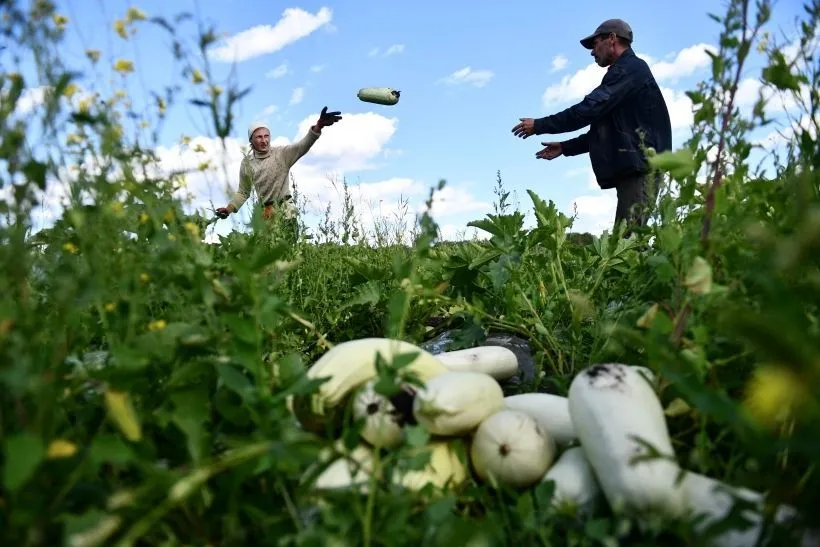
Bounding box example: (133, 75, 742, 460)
(289, 338, 808, 546)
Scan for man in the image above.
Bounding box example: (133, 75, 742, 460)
(511, 19, 672, 235)
(215, 106, 342, 240)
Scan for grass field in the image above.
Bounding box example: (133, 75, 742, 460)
(1, 0, 819, 545)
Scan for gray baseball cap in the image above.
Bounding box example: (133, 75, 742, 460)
(580, 19, 633, 49)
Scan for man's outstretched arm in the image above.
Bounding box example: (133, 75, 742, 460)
(280, 106, 342, 167)
(513, 63, 638, 138)
(216, 159, 252, 218)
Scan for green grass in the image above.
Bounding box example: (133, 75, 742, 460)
(1, 0, 820, 545)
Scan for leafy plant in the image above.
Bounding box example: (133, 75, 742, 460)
(0, 0, 818, 545)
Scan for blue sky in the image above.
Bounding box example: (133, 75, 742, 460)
(4, 0, 813, 241)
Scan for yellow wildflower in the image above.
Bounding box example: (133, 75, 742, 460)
(209, 85, 223, 98)
(114, 19, 128, 39)
(148, 319, 166, 331)
(191, 69, 204, 84)
(163, 210, 174, 222)
(113, 59, 134, 74)
(62, 83, 79, 100)
(126, 7, 147, 22)
(66, 133, 83, 146)
(105, 302, 116, 312)
(86, 49, 101, 63)
(47, 439, 78, 459)
(138, 212, 150, 223)
(743, 364, 808, 428)
(62, 242, 78, 254)
(184, 222, 200, 238)
(197, 161, 210, 171)
(139, 272, 150, 283)
(52, 14, 69, 29)
(193, 143, 206, 153)
(109, 202, 125, 217)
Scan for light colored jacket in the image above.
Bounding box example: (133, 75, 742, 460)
(229, 128, 320, 211)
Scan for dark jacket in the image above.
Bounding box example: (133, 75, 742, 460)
(533, 48, 672, 189)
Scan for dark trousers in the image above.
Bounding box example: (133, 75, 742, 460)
(613, 171, 662, 236)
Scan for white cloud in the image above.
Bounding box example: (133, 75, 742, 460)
(568, 192, 618, 235)
(289, 87, 304, 105)
(310, 64, 325, 73)
(661, 87, 696, 130)
(647, 43, 717, 83)
(423, 185, 492, 217)
(291, 111, 398, 172)
(16, 86, 49, 114)
(438, 223, 490, 242)
(267, 63, 289, 79)
(755, 112, 818, 148)
(551, 55, 568, 72)
(383, 44, 404, 57)
(368, 44, 405, 58)
(542, 63, 605, 105)
(209, 7, 332, 63)
(438, 67, 495, 88)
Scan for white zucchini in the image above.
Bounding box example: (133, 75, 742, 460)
(357, 87, 401, 105)
(412, 371, 504, 436)
(434, 346, 519, 380)
(568, 363, 686, 519)
(632, 365, 657, 386)
(352, 380, 406, 448)
(311, 442, 376, 493)
(394, 440, 468, 494)
(470, 409, 556, 489)
(679, 471, 809, 547)
(541, 446, 600, 514)
(305, 338, 448, 417)
(503, 393, 577, 447)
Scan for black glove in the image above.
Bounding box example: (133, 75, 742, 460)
(317, 106, 342, 127)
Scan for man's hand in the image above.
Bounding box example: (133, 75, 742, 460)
(317, 106, 342, 128)
(536, 142, 563, 160)
(215, 206, 231, 219)
(512, 118, 536, 139)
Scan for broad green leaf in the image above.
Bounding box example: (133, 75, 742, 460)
(648, 148, 697, 180)
(658, 224, 682, 252)
(684, 256, 713, 295)
(90, 436, 134, 466)
(761, 51, 805, 92)
(405, 425, 430, 448)
(216, 363, 253, 397)
(3, 433, 45, 491)
(171, 388, 210, 463)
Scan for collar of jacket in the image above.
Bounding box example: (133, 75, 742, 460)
(612, 47, 636, 66)
(251, 148, 271, 159)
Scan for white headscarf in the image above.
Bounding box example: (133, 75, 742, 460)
(247, 121, 269, 141)
(247, 121, 271, 158)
